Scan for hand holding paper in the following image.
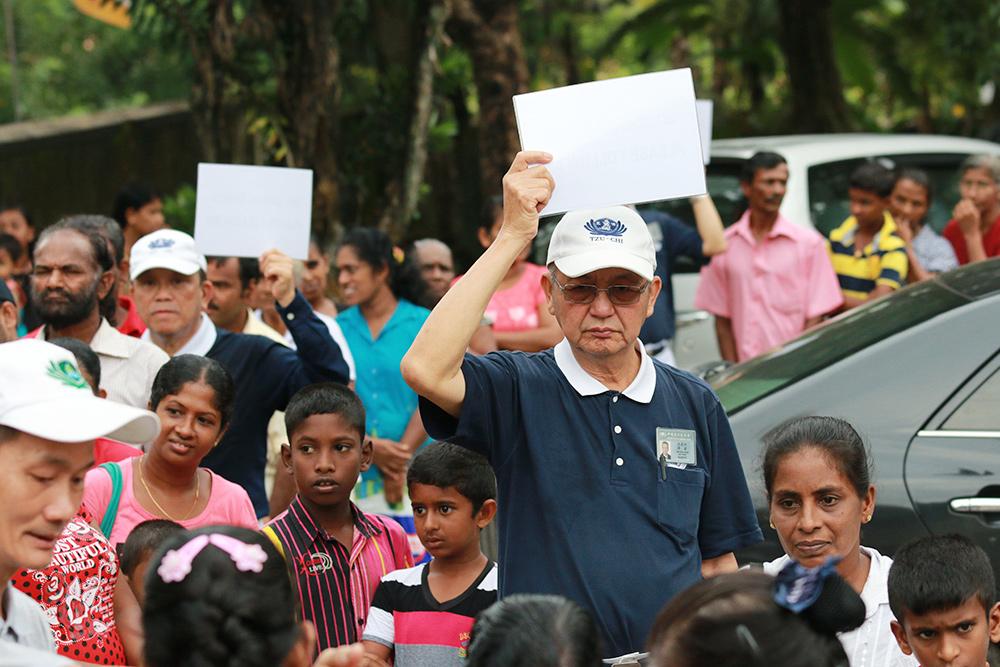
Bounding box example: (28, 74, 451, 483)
(500, 151, 555, 245)
(259, 249, 296, 307)
(513, 68, 707, 214)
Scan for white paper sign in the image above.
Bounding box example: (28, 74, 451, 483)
(513, 68, 706, 215)
(696, 100, 713, 164)
(194, 163, 313, 259)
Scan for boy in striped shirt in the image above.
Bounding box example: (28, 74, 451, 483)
(362, 441, 498, 666)
(264, 383, 412, 653)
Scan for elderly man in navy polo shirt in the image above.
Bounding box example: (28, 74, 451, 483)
(402, 152, 762, 658)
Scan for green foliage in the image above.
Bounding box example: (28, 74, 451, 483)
(162, 183, 197, 235)
(0, 0, 191, 123)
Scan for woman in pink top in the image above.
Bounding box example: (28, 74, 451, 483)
(456, 196, 563, 352)
(84, 355, 257, 547)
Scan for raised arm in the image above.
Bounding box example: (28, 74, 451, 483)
(260, 249, 351, 387)
(401, 151, 555, 418)
(692, 194, 727, 256)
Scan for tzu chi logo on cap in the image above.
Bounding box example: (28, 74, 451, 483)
(584, 217, 627, 243)
(148, 237, 176, 250)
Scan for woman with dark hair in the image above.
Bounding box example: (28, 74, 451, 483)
(83, 355, 257, 547)
(335, 228, 430, 560)
(143, 526, 315, 667)
(452, 196, 562, 353)
(646, 569, 860, 667)
(466, 594, 603, 667)
(111, 180, 166, 261)
(760, 416, 915, 667)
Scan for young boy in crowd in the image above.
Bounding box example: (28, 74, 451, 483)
(828, 161, 909, 310)
(264, 382, 412, 653)
(888, 534, 1000, 667)
(119, 519, 186, 607)
(361, 441, 498, 666)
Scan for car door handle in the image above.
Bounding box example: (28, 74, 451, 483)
(676, 311, 711, 329)
(950, 498, 1000, 513)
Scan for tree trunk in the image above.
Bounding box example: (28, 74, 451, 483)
(774, 0, 855, 132)
(448, 0, 529, 197)
(379, 0, 451, 239)
(257, 0, 342, 241)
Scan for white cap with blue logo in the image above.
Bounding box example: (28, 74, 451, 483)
(130, 229, 208, 281)
(546, 206, 657, 281)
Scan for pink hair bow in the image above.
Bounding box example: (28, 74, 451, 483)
(157, 533, 268, 583)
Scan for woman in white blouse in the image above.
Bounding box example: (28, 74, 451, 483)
(760, 416, 916, 667)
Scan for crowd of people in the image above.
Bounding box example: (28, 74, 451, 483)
(0, 151, 999, 667)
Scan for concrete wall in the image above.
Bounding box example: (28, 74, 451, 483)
(0, 101, 200, 228)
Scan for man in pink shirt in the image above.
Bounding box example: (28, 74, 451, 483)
(694, 152, 842, 363)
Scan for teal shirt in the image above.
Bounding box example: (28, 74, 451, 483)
(337, 299, 431, 498)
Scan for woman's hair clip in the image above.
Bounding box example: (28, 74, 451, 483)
(772, 556, 865, 636)
(393, 246, 405, 264)
(158, 533, 268, 583)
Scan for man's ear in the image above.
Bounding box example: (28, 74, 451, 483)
(889, 619, 913, 656)
(200, 279, 215, 311)
(540, 271, 555, 316)
(97, 269, 116, 301)
(645, 276, 662, 319)
(0, 301, 18, 342)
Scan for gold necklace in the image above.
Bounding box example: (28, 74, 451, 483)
(137, 456, 200, 521)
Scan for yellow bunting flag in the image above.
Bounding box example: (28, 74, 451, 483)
(72, 0, 131, 29)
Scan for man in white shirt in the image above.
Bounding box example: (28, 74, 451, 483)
(28, 217, 168, 408)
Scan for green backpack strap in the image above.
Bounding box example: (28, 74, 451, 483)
(98, 462, 123, 540)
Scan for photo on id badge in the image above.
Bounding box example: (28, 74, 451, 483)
(657, 428, 696, 470)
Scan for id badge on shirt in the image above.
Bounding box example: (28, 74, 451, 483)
(656, 428, 697, 469)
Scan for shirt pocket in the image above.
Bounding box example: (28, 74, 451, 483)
(657, 466, 707, 544)
(762, 266, 804, 317)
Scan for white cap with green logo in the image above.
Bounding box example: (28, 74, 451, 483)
(0, 339, 160, 444)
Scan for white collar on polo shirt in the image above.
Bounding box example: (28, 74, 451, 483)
(553, 338, 655, 403)
(141, 311, 217, 357)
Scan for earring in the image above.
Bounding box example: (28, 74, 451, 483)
(769, 521, 775, 529)
(866, 515, 872, 522)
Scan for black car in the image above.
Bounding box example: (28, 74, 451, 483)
(711, 259, 1000, 574)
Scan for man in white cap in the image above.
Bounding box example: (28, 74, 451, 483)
(402, 152, 762, 658)
(129, 229, 351, 519)
(0, 339, 158, 657)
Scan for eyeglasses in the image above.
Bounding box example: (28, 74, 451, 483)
(550, 274, 650, 305)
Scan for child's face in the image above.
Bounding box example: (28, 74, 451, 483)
(848, 187, 889, 228)
(0, 249, 14, 279)
(281, 413, 371, 512)
(891, 598, 1000, 667)
(409, 483, 495, 561)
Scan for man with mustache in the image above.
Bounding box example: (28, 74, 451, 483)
(695, 151, 842, 363)
(27, 218, 168, 408)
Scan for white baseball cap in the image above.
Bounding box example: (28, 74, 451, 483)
(546, 206, 657, 281)
(130, 229, 207, 281)
(0, 339, 160, 444)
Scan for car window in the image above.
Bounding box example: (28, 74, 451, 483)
(808, 153, 972, 237)
(941, 367, 1000, 431)
(712, 279, 969, 414)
